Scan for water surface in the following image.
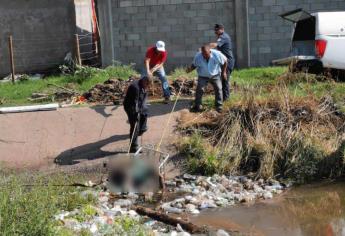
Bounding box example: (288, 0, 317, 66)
(191, 181, 345, 236)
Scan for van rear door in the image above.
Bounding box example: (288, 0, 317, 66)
(272, 9, 317, 65)
(280, 8, 313, 23)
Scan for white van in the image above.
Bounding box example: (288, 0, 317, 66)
(273, 9, 345, 79)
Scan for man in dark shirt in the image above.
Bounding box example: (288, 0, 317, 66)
(123, 76, 150, 153)
(210, 24, 235, 101)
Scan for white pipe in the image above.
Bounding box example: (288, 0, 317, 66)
(0, 103, 59, 114)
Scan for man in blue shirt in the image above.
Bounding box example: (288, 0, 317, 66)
(186, 45, 228, 112)
(210, 24, 235, 101)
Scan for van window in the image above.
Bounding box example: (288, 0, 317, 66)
(293, 17, 315, 41)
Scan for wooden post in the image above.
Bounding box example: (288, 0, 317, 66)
(8, 35, 15, 83)
(75, 34, 81, 66)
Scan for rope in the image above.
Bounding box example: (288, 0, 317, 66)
(156, 79, 186, 151)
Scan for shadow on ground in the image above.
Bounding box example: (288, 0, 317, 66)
(54, 134, 128, 165)
(54, 100, 191, 166)
(148, 99, 191, 117)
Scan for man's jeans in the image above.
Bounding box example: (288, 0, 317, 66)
(222, 68, 233, 101)
(142, 67, 170, 98)
(195, 75, 223, 109)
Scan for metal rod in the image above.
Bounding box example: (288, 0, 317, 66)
(75, 34, 81, 66)
(8, 35, 15, 83)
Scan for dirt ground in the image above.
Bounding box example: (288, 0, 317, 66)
(0, 100, 191, 173)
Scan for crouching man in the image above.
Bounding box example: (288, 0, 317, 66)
(123, 76, 150, 153)
(186, 45, 227, 113)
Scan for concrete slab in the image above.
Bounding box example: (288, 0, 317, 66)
(0, 100, 190, 169)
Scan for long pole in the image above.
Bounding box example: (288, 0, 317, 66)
(75, 34, 81, 66)
(8, 35, 15, 83)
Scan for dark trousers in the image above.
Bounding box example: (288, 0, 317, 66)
(195, 75, 223, 109)
(222, 68, 233, 101)
(127, 111, 148, 152)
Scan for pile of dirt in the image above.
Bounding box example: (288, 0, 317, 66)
(83, 79, 131, 105)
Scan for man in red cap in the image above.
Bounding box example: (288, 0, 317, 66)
(143, 41, 171, 103)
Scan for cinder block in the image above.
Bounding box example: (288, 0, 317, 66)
(262, 0, 276, 6)
(197, 23, 210, 31)
(127, 34, 140, 40)
(259, 47, 271, 54)
(120, 1, 132, 7)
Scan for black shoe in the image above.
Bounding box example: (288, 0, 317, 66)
(216, 107, 223, 113)
(190, 105, 202, 113)
(138, 128, 147, 136)
(163, 97, 171, 104)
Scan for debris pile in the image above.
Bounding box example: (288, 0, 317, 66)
(83, 79, 131, 105)
(171, 78, 196, 96)
(161, 174, 285, 214)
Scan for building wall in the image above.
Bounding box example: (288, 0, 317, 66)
(248, 0, 345, 67)
(0, 0, 76, 77)
(100, 0, 236, 71)
(99, 0, 345, 69)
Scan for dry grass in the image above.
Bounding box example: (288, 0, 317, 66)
(178, 83, 345, 183)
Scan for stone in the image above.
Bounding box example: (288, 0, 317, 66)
(263, 191, 273, 199)
(165, 180, 177, 187)
(99, 196, 109, 203)
(192, 188, 200, 195)
(183, 174, 197, 181)
(185, 204, 196, 212)
(113, 199, 132, 207)
(217, 229, 230, 236)
(90, 223, 98, 233)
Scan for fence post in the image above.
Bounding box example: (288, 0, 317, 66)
(75, 34, 82, 66)
(8, 35, 15, 83)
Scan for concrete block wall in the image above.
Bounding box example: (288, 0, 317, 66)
(248, 0, 345, 67)
(107, 0, 236, 71)
(0, 0, 76, 77)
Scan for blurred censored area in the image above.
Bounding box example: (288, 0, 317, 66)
(104, 147, 168, 193)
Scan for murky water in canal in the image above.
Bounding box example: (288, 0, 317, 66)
(190, 181, 345, 236)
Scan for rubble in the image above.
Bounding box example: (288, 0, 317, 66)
(54, 174, 286, 235)
(83, 78, 131, 105)
(160, 174, 286, 214)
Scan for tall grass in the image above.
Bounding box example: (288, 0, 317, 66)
(0, 171, 96, 235)
(179, 84, 345, 183)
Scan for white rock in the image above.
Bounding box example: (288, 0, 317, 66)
(113, 199, 132, 207)
(263, 191, 273, 199)
(192, 188, 200, 195)
(128, 210, 138, 217)
(176, 223, 184, 232)
(177, 233, 191, 236)
(190, 209, 200, 215)
(90, 223, 98, 233)
(217, 229, 230, 236)
(185, 204, 196, 212)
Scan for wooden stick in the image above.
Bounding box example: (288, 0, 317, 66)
(8, 35, 15, 84)
(75, 34, 81, 66)
(132, 206, 206, 234)
(47, 83, 79, 94)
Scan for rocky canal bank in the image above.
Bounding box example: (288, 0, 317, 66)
(55, 174, 287, 235)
